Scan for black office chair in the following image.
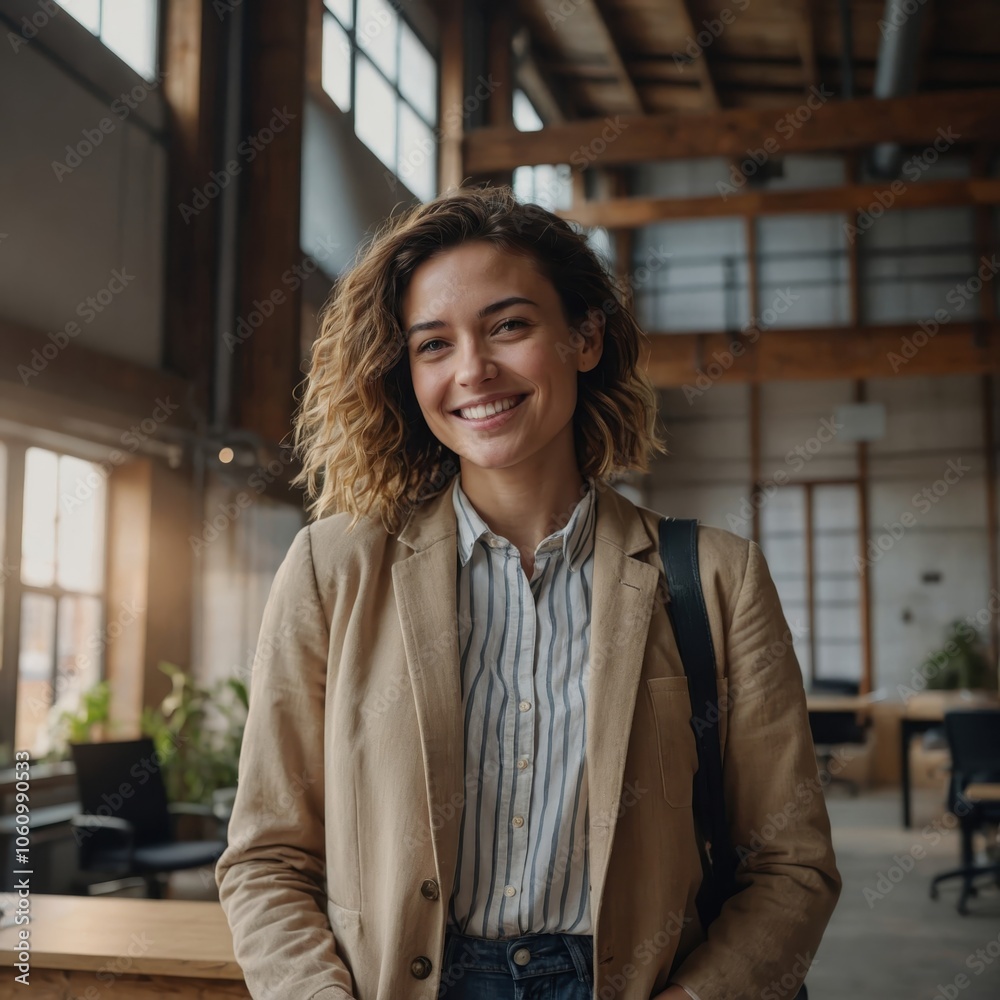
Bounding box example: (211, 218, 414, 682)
(929, 709, 1000, 915)
(69, 738, 226, 898)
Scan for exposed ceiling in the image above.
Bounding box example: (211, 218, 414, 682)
(514, 0, 1000, 117)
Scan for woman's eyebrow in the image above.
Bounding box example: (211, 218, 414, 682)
(405, 296, 539, 340)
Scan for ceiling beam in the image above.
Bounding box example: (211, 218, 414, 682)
(465, 88, 1000, 172)
(512, 26, 570, 124)
(675, 0, 720, 109)
(588, 0, 645, 113)
(559, 177, 1000, 227)
(641, 322, 1000, 387)
(791, 0, 820, 93)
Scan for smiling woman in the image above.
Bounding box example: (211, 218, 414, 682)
(290, 184, 665, 537)
(214, 184, 841, 1000)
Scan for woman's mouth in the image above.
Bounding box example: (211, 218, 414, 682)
(451, 394, 528, 426)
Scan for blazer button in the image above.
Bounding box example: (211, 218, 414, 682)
(420, 878, 440, 900)
(410, 956, 432, 979)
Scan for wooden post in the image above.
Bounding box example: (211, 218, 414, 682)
(162, 0, 223, 420)
(229, 0, 307, 447)
(439, 0, 465, 192)
(854, 379, 873, 696)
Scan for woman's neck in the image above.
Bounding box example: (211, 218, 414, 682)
(456, 463, 589, 561)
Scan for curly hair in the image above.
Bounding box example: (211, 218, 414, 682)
(290, 183, 667, 535)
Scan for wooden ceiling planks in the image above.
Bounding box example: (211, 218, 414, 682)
(514, 0, 1000, 115)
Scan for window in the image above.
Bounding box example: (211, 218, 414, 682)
(512, 90, 572, 212)
(58, 0, 159, 80)
(320, 0, 438, 202)
(0, 443, 108, 763)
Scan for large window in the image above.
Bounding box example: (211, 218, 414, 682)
(0, 443, 108, 764)
(58, 0, 159, 80)
(321, 0, 438, 202)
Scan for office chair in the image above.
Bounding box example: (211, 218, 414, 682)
(69, 738, 227, 898)
(929, 709, 1000, 915)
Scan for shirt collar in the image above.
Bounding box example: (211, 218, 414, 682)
(452, 472, 598, 572)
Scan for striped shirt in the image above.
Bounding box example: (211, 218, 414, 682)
(447, 471, 598, 939)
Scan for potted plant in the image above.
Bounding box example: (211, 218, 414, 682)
(140, 661, 249, 806)
(921, 620, 997, 692)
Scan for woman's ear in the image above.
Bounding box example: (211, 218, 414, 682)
(577, 306, 606, 373)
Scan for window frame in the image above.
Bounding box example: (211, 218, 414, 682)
(57, 0, 160, 82)
(0, 438, 110, 765)
(311, 0, 439, 201)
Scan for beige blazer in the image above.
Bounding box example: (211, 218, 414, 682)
(215, 475, 842, 1000)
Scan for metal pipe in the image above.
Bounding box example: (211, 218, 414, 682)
(870, 0, 932, 178)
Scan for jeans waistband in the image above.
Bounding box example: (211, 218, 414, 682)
(442, 927, 594, 984)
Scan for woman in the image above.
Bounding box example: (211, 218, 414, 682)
(215, 185, 842, 1000)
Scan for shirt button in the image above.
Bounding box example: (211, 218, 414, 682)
(512, 815, 524, 827)
(516, 758, 528, 770)
(518, 700, 531, 712)
(420, 878, 439, 900)
(513, 947, 532, 966)
(503, 885, 516, 897)
(410, 956, 433, 979)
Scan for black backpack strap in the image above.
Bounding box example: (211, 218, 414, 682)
(658, 516, 740, 927)
(657, 516, 806, 999)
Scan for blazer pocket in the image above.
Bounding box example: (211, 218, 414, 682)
(646, 677, 697, 808)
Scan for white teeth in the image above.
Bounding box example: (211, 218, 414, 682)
(457, 395, 522, 420)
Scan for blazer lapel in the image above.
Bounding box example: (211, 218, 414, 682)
(585, 482, 661, 929)
(393, 480, 466, 898)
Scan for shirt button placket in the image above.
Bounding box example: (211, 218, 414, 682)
(513, 558, 537, 929)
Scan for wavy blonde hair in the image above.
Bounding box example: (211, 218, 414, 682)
(291, 183, 667, 535)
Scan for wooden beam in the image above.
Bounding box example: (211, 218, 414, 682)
(640, 321, 1000, 387)
(845, 153, 862, 327)
(0, 320, 196, 431)
(512, 26, 569, 124)
(983, 374, 999, 674)
(439, 0, 465, 191)
(162, 0, 222, 419)
(853, 380, 872, 696)
(792, 0, 820, 93)
(676, 0, 720, 109)
(558, 177, 1000, 228)
(589, 0, 645, 114)
(230, 0, 307, 446)
(465, 89, 1000, 172)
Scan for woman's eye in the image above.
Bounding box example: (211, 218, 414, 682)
(417, 338, 445, 354)
(497, 318, 526, 333)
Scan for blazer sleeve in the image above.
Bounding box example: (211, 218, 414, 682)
(215, 524, 355, 1000)
(669, 538, 843, 1000)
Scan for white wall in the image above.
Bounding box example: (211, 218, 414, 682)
(645, 369, 996, 699)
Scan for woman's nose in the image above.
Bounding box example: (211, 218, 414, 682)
(455, 336, 496, 382)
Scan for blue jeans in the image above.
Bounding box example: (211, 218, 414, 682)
(438, 927, 594, 1000)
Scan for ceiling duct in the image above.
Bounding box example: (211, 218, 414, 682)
(869, 0, 932, 179)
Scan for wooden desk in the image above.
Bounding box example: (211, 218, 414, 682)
(806, 695, 868, 714)
(0, 893, 250, 998)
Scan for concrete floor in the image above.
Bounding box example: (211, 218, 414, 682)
(165, 787, 1000, 998)
(809, 786, 1000, 1000)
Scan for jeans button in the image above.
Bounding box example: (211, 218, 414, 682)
(513, 947, 531, 966)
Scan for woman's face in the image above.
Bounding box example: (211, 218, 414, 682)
(401, 240, 603, 477)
